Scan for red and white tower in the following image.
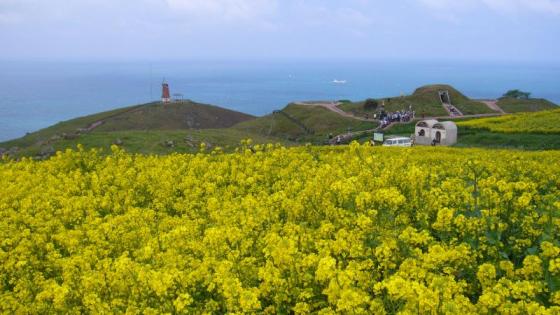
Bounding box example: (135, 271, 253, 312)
(161, 80, 171, 103)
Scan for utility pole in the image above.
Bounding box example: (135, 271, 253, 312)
(149, 64, 153, 101)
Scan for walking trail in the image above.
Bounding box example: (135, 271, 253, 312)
(297, 101, 504, 123)
(84, 105, 145, 132)
(478, 99, 506, 114)
(295, 101, 507, 145)
(294, 101, 378, 122)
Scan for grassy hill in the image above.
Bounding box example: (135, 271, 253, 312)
(413, 84, 496, 115)
(1, 104, 144, 149)
(93, 101, 255, 132)
(496, 97, 557, 113)
(48, 129, 291, 156)
(233, 104, 377, 142)
(3, 88, 558, 158)
(0, 101, 265, 158)
(3, 101, 379, 158)
(2, 101, 254, 147)
(339, 84, 497, 117)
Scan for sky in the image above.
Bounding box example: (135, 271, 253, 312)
(0, 0, 559, 62)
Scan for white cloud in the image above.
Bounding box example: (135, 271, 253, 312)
(418, 0, 475, 10)
(165, 0, 278, 21)
(523, 0, 560, 14)
(0, 11, 18, 24)
(419, 0, 560, 15)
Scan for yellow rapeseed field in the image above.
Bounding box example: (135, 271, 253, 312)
(1, 143, 560, 314)
(457, 109, 560, 134)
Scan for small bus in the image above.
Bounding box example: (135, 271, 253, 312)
(383, 137, 413, 147)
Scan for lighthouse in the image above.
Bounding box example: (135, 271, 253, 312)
(161, 80, 171, 103)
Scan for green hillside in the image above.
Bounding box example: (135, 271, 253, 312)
(1, 104, 144, 149)
(339, 84, 497, 117)
(51, 129, 290, 156)
(4, 101, 378, 158)
(93, 101, 255, 132)
(497, 97, 557, 113)
(3, 86, 558, 159)
(233, 104, 377, 142)
(413, 85, 496, 115)
(2, 101, 254, 148)
(0, 101, 264, 158)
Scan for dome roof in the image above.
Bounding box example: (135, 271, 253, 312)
(433, 121, 458, 131)
(416, 120, 439, 128)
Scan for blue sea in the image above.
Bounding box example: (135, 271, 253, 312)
(1, 60, 559, 142)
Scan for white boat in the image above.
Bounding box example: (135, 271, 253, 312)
(332, 79, 347, 84)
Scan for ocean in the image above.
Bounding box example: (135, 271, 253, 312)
(0, 60, 559, 142)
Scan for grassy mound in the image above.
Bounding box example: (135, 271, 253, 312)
(1, 104, 145, 149)
(497, 97, 557, 113)
(92, 101, 255, 132)
(412, 84, 495, 115)
(339, 84, 497, 117)
(0, 101, 262, 158)
(233, 104, 376, 141)
(11, 129, 291, 157)
(2, 101, 254, 146)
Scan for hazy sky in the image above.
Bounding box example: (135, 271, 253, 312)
(1, 0, 559, 62)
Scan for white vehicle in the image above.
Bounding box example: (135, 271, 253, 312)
(383, 137, 413, 147)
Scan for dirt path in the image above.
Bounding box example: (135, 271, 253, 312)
(477, 99, 506, 114)
(84, 105, 146, 132)
(297, 100, 506, 145)
(328, 112, 505, 145)
(294, 101, 378, 122)
(296, 101, 504, 122)
(297, 100, 503, 121)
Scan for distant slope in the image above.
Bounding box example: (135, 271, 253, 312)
(412, 85, 496, 115)
(1, 101, 255, 148)
(0, 101, 261, 158)
(233, 104, 376, 141)
(339, 84, 497, 117)
(496, 97, 557, 113)
(51, 129, 292, 156)
(1, 104, 144, 149)
(94, 101, 255, 132)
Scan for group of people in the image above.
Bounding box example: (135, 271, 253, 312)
(378, 110, 416, 128)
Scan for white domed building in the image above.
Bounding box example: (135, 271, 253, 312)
(414, 120, 457, 146)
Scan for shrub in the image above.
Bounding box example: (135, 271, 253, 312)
(503, 89, 531, 100)
(363, 98, 379, 111)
